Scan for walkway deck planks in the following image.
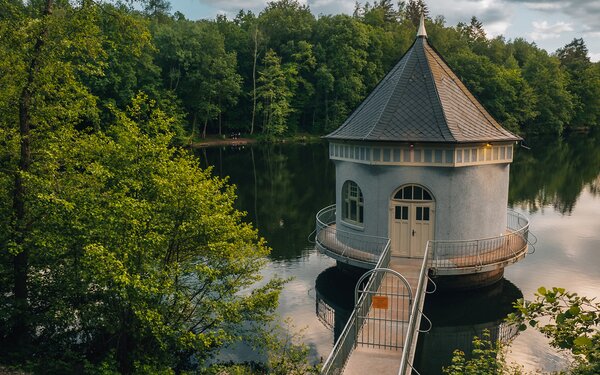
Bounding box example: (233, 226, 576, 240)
(343, 257, 422, 375)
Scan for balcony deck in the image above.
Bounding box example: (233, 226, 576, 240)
(315, 205, 531, 276)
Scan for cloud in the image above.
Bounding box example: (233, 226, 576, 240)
(505, 0, 600, 32)
(524, 2, 564, 10)
(530, 20, 573, 40)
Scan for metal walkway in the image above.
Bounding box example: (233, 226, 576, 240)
(315, 205, 534, 375)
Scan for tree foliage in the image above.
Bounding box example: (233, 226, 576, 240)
(509, 287, 600, 374)
(0, 1, 281, 373)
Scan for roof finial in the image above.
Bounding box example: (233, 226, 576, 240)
(417, 13, 427, 38)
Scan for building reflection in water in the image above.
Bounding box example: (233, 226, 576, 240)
(315, 266, 363, 344)
(315, 267, 523, 374)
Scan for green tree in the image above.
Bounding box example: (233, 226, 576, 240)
(509, 287, 600, 374)
(313, 15, 371, 130)
(522, 51, 573, 134)
(1, 2, 281, 372)
(556, 39, 600, 129)
(256, 49, 294, 136)
(405, 0, 429, 27)
(154, 19, 241, 139)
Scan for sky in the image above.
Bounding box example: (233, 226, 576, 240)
(167, 0, 600, 62)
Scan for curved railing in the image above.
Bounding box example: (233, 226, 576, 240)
(429, 210, 531, 275)
(316, 205, 531, 275)
(316, 205, 389, 268)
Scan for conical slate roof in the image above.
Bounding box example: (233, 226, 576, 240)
(325, 34, 521, 143)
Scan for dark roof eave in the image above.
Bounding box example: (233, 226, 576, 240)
(324, 135, 522, 143)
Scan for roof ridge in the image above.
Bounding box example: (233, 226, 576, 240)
(362, 47, 415, 141)
(419, 39, 456, 142)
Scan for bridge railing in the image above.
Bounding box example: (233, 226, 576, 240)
(316, 205, 389, 266)
(430, 210, 531, 274)
(320, 237, 391, 375)
(398, 241, 433, 375)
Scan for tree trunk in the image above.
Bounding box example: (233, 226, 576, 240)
(189, 112, 197, 147)
(202, 117, 209, 139)
(218, 96, 222, 136)
(11, 0, 54, 346)
(250, 27, 258, 135)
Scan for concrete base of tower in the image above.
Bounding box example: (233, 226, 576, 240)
(336, 260, 369, 278)
(431, 268, 505, 291)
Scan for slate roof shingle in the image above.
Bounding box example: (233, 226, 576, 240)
(325, 36, 521, 143)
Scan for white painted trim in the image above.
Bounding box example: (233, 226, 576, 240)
(329, 142, 514, 167)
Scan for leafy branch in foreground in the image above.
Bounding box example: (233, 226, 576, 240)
(508, 287, 600, 374)
(443, 330, 524, 375)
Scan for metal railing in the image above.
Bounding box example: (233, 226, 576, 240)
(316, 205, 389, 267)
(355, 267, 412, 350)
(320, 239, 391, 374)
(430, 210, 531, 274)
(398, 241, 434, 375)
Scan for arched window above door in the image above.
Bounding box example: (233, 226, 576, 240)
(393, 185, 433, 201)
(342, 180, 364, 226)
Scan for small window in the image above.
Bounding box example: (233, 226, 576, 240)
(394, 206, 408, 220)
(403, 149, 411, 162)
(383, 148, 391, 162)
(423, 207, 430, 221)
(435, 149, 443, 163)
(416, 207, 423, 221)
(500, 147, 506, 160)
(393, 185, 434, 201)
(393, 149, 401, 162)
(445, 150, 454, 163)
(413, 186, 423, 200)
(414, 149, 422, 162)
(456, 149, 463, 163)
(507, 146, 513, 159)
(342, 181, 364, 226)
(424, 149, 432, 163)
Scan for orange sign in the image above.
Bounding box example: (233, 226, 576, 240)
(372, 295, 388, 309)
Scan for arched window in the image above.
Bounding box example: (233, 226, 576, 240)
(342, 181, 364, 226)
(393, 185, 433, 201)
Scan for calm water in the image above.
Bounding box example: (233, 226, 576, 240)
(197, 130, 600, 373)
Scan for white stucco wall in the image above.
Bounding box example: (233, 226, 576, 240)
(334, 160, 510, 242)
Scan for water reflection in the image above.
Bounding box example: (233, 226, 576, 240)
(197, 143, 335, 261)
(198, 133, 600, 372)
(413, 279, 523, 374)
(315, 267, 362, 343)
(510, 128, 600, 214)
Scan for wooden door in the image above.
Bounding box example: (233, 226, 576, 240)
(391, 204, 410, 257)
(410, 204, 434, 257)
(391, 202, 434, 258)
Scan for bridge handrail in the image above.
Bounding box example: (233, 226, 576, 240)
(320, 239, 391, 374)
(397, 241, 433, 375)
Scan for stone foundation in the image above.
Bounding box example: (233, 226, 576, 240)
(431, 268, 505, 291)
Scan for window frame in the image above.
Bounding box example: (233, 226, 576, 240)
(342, 180, 364, 227)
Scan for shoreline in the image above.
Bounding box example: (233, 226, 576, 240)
(190, 137, 257, 148)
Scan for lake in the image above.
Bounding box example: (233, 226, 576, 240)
(197, 129, 600, 373)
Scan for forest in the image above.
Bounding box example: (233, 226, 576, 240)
(4, 0, 600, 142)
(1, 0, 600, 373)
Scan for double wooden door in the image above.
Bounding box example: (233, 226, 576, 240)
(390, 202, 434, 257)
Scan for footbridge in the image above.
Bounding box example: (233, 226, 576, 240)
(315, 205, 533, 375)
